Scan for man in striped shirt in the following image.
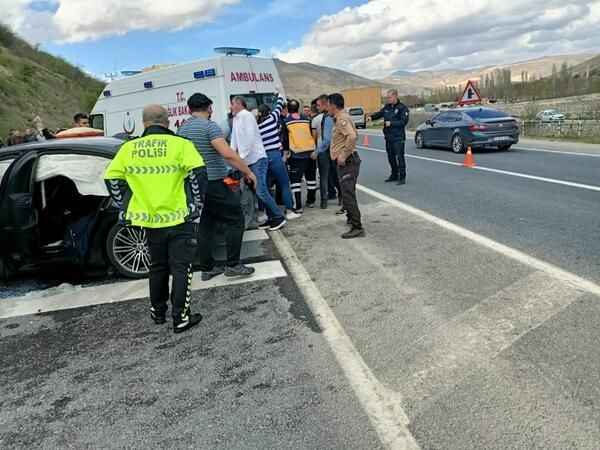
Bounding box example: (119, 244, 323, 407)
(257, 89, 296, 218)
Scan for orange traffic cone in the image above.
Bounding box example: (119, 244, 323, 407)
(463, 146, 475, 168)
(362, 134, 370, 146)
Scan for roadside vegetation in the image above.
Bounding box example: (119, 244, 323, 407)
(0, 25, 103, 138)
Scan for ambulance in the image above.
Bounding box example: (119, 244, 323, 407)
(90, 47, 285, 137)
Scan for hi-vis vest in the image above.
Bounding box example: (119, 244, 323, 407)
(104, 132, 205, 228)
(285, 116, 316, 154)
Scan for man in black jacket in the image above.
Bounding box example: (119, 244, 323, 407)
(370, 89, 410, 185)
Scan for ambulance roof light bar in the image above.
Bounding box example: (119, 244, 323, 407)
(214, 47, 261, 57)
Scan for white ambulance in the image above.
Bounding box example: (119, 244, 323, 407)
(90, 48, 285, 137)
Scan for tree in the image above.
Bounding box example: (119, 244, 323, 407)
(551, 64, 558, 97)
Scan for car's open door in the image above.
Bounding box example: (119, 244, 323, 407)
(0, 151, 39, 265)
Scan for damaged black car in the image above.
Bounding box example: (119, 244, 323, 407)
(0, 137, 149, 280)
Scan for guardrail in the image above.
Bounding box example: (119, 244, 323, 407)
(520, 120, 600, 139)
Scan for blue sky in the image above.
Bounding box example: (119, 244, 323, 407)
(39, 0, 365, 77)
(4, 0, 600, 79)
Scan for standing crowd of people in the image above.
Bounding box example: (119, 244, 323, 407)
(189, 87, 367, 240)
(104, 89, 370, 333)
(2, 113, 92, 147)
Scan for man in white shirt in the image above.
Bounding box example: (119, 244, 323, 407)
(231, 96, 286, 231)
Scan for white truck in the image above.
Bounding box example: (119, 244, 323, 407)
(90, 48, 285, 137)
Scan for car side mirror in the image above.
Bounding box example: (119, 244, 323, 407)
(426, 119, 434, 126)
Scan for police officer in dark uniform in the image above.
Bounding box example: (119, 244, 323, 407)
(370, 89, 410, 185)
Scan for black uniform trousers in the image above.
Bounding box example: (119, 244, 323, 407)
(288, 155, 317, 210)
(147, 222, 197, 321)
(197, 180, 245, 270)
(337, 153, 362, 229)
(317, 151, 331, 201)
(328, 158, 341, 198)
(385, 138, 406, 181)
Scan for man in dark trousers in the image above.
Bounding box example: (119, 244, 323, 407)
(329, 93, 365, 239)
(370, 89, 410, 185)
(104, 105, 207, 333)
(178, 93, 257, 280)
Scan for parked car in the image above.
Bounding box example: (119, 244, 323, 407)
(536, 109, 565, 122)
(414, 107, 519, 153)
(0, 137, 149, 280)
(347, 107, 367, 129)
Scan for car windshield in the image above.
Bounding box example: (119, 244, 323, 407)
(546, 110, 560, 114)
(349, 108, 364, 116)
(35, 154, 111, 196)
(0, 158, 14, 184)
(465, 109, 510, 120)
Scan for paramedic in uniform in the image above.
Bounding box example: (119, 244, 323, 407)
(329, 93, 365, 239)
(370, 89, 410, 185)
(104, 105, 207, 334)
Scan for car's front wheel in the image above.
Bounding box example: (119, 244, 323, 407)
(106, 224, 150, 279)
(451, 134, 465, 154)
(415, 132, 425, 149)
(499, 144, 512, 151)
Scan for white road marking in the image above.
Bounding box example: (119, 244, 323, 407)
(0, 261, 287, 319)
(357, 145, 600, 193)
(357, 184, 600, 298)
(513, 146, 600, 158)
(242, 229, 269, 242)
(271, 232, 421, 450)
(396, 270, 585, 415)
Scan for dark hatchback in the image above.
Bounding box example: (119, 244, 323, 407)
(415, 107, 519, 153)
(0, 137, 149, 280)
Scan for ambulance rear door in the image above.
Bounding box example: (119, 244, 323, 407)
(222, 56, 284, 111)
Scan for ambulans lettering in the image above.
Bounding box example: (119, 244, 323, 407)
(132, 139, 168, 158)
(229, 72, 274, 83)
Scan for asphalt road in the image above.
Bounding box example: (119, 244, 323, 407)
(358, 132, 600, 282)
(0, 238, 383, 450)
(2, 132, 600, 449)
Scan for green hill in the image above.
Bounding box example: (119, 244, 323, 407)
(0, 25, 104, 139)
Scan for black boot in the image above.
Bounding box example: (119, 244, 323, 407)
(342, 227, 366, 239)
(174, 313, 203, 334)
(150, 307, 166, 325)
(385, 175, 398, 182)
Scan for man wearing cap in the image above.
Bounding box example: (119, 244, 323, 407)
(178, 93, 257, 280)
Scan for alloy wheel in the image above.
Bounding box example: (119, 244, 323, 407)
(111, 226, 150, 276)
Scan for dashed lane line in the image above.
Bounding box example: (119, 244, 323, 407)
(357, 145, 600, 193)
(271, 231, 421, 450)
(0, 261, 287, 320)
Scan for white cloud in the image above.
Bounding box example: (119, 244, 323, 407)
(0, 0, 239, 43)
(276, 0, 600, 78)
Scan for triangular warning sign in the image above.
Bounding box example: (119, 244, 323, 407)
(458, 80, 482, 106)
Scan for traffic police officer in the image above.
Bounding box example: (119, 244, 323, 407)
(105, 105, 207, 334)
(329, 93, 365, 239)
(370, 89, 410, 185)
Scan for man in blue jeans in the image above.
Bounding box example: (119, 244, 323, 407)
(257, 91, 300, 219)
(230, 96, 286, 231)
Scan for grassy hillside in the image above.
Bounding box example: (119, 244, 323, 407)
(275, 59, 390, 103)
(0, 25, 104, 139)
